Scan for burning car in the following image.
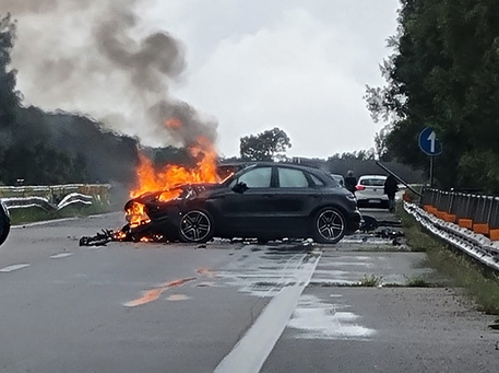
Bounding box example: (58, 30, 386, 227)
(122, 162, 361, 244)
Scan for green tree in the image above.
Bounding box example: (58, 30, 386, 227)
(374, 125, 394, 161)
(0, 14, 18, 182)
(0, 14, 17, 124)
(365, 0, 499, 192)
(327, 149, 376, 162)
(240, 127, 292, 161)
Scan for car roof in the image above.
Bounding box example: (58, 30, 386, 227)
(358, 175, 387, 180)
(240, 161, 326, 174)
(227, 162, 335, 185)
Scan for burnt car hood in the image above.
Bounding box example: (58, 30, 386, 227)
(126, 183, 223, 207)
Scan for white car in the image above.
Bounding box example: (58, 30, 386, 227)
(355, 175, 388, 208)
(330, 174, 345, 187)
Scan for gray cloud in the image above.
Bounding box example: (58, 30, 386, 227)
(3, 0, 217, 149)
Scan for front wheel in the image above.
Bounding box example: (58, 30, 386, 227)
(312, 207, 346, 244)
(179, 209, 214, 243)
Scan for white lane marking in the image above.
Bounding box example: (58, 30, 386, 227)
(0, 264, 31, 273)
(12, 218, 78, 229)
(214, 252, 321, 373)
(11, 212, 120, 229)
(50, 253, 73, 259)
(87, 212, 120, 219)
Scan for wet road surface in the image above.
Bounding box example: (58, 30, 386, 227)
(0, 210, 498, 372)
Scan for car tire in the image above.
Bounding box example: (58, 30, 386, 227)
(312, 207, 346, 244)
(178, 209, 214, 243)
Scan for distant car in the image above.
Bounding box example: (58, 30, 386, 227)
(124, 163, 362, 244)
(330, 174, 345, 187)
(355, 175, 388, 208)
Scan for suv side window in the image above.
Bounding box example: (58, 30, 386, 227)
(231, 167, 272, 188)
(310, 174, 325, 186)
(278, 168, 309, 188)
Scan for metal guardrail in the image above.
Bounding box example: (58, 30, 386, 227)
(405, 202, 499, 272)
(420, 187, 499, 239)
(0, 184, 111, 211)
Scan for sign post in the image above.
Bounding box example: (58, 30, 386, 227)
(418, 127, 442, 187)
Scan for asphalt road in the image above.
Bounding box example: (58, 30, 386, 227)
(0, 210, 498, 372)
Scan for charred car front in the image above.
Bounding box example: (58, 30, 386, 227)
(123, 163, 361, 244)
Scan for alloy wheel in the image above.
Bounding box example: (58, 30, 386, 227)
(180, 210, 212, 242)
(316, 209, 345, 242)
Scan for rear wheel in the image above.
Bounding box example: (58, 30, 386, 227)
(179, 209, 214, 243)
(312, 207, 346, 244)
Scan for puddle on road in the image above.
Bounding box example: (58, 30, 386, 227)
(196, 281, 216, 288)
(166, 294, 191, 301)
(288, 294, 375, 340)
(218, 245, 312, 297)
(197, 267, 218, 278)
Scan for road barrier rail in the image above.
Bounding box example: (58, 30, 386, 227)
(405, 187, 499, 271)
(0, 184, 111, 211)
(420, 187, 499, 241)
(405, 201, 499, 272)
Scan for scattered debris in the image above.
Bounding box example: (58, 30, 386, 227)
(79, 225, 168, 246)
(79, 229, 116, 246)
(375, 228, 405, 239)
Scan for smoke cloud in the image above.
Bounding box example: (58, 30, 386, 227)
(2, 0, 217, 149)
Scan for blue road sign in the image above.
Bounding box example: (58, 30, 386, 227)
(418, 127, 442, 156)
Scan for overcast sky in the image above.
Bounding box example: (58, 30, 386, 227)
(8, 0, 400, 159)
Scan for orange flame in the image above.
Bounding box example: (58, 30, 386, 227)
(130, 120, 220, 201)
(126, 201, 151, 228)
(165, 118, 182, 130)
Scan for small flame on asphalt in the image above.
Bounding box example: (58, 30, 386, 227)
(124, 278, 195, 307)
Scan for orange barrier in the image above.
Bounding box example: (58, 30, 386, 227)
(436, 211, 447, 220)
(443, 213, 457, 223)
(473, 223, 490, 235)
(425, 206, 438, 215)
(490, 230, 499, 241)
(458, 219, 473, 229)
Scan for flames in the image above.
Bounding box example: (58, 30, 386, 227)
(123, 118, 220, 233)
(127, 201, 151, 228)
(130, 121, 220, 201)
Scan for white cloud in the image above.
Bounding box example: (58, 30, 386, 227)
(172, 5, 396, 157)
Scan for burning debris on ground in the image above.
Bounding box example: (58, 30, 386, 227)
(79, 226, 169, 247)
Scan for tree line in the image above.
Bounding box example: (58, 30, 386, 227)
(0, 14, 196, 187)
(8, 2, 489, 191)
(366, 0, 499, 193)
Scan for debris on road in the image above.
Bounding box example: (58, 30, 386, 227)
(79, 229, 117, 246)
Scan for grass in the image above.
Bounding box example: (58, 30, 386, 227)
(10, 203, 115, 225)
(403, 275, 434, 288)
(396, 202, 499, 314)
(358, 274, 383, 287)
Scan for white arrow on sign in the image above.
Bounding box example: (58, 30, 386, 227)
(427, 130, 436, 153)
